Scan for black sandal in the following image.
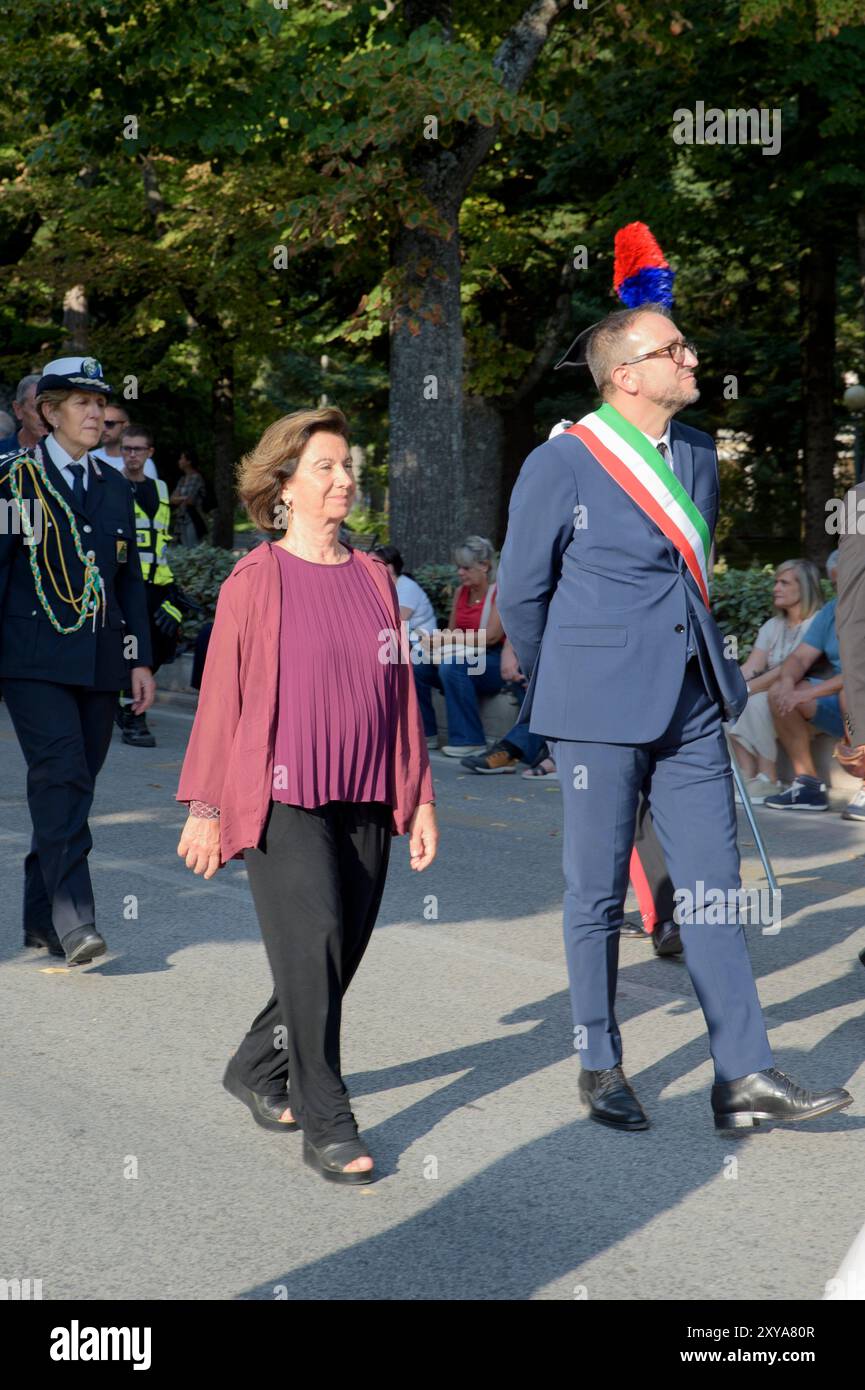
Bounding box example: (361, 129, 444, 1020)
(303, 1135, 374, 1185)
(223, 1060, 298, 1133)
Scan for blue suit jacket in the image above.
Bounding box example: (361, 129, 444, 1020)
(496, 419, 747, 743)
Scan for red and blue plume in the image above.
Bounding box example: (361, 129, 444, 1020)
(613, 222, 675, 309)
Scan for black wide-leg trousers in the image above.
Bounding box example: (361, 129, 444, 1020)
(2, 678, 117, 939)
(233, 799, 392, 1148)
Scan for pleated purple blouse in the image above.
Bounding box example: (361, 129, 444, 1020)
(271, 544, 398, 809)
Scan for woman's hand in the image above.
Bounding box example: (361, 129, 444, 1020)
(177, 815, 222, 880)
(408, 802, 438, 871)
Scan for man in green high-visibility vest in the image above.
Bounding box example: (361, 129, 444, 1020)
(116, 422, 183, 748)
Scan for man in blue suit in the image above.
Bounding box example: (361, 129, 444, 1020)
(497, 303, 851, 1131)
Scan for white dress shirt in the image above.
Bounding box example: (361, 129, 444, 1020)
(45, 435, 91, 491)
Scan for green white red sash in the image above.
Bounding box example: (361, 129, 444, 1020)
(566, 403, 711, 608)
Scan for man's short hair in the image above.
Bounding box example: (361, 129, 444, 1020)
(15, 373, 41, 403)
(121, 423, 153, 447)
(585, 303, 674, 399)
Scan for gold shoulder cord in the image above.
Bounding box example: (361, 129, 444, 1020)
(0, 451, 104, 633)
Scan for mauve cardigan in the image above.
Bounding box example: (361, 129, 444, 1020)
(176, 542, 435, 864)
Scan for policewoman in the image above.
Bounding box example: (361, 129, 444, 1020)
(115, 422, 182, 748)
(0, 357, 154, 964)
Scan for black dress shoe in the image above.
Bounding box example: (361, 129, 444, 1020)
(712, 1067, 853, 1130)
(60, 926, 107, 965)
(223, 1060, 298, 1133)
(579, 1065, 650, 1131)
(23, 926, 65, 957)
(620, 920, 651, 939)
(653, 919, 683, 957)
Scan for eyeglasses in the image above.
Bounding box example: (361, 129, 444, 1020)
(104, 418, 127, 427)
(620, 339, 699, 367)
(121, 445, 148, 454)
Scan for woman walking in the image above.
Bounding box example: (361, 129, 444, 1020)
(175, 406, 438, 1184)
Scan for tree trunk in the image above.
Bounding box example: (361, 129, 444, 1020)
(62, 284, 88, 352)
(210, 348, 236, 549)
(389, 200, 463, 569)
(460, 395, 505, 542)
(388, 0, 571, 567)
(800, 237, 836, 564)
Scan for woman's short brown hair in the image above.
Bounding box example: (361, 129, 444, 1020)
(237, 406, 350, 533)
(35, 388, 71, 431)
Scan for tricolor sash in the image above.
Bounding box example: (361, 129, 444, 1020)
(566, 404, 712, 609)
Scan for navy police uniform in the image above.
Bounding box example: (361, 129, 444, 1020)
(0, 357, 152, 962)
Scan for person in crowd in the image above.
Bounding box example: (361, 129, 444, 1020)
(764, 552, 845, 812)
(498, 301, 851, 1131)
(727, 559, 823, 803)
(374, 545, 437, 640)
(413, 535, 505, 757)
(0, 374, 46, 455)
(461, 637, 549, 774)
(91, 401, 159, 479)
(0, 356, 153, 963)
(115, 424, 183, 748)
(836, 478, 865, 824)
(175, 406, 437, 1186)
(0, 410, 15, 440)
(170, 447, 208, 547)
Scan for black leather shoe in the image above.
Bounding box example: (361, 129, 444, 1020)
(24, 926, 65, 957)
(712, 1067, 852, 1130)
(223, 1060, 298, 1133)
(620, 920, 651, 939)
(579, 1065, 650, 1131)
(653, 919, 683, 957)
(60, 926, 107, 966)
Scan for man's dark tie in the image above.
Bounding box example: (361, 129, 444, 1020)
(67, 462, 86, 511)
(657, 440, 682, 485)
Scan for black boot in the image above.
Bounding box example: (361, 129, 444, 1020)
(121, 710, 156, 748)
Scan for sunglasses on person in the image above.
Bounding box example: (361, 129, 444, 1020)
(620, 338, 699, 367)
(121, 444, 149, 454)
(104, 417, 127, 427)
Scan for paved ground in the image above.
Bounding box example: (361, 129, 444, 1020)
(1, 695, 864, 1302)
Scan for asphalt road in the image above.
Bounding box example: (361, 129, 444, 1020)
(1, 696, 864, 1301)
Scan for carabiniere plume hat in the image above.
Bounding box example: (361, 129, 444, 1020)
(36, 355, 113, 395)
(554, 222, 677, 371)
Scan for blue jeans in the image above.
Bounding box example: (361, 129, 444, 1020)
(413, 645, 504, 746)
(502, 718, 546, 765)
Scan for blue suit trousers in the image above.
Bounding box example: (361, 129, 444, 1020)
(553, 658, 773, 1083)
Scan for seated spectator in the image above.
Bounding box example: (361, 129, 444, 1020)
(413, 535, 505, 757)
(763, 551, 844, 812)
(727, 559, 823, 803)
(461, 637, 553, 775)
(374, 545, 437, 640)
